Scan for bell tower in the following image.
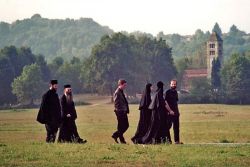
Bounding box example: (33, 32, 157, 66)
(207, 32, 223, 78)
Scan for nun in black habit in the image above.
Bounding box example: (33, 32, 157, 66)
(141, 81, 169, 144)
(131, 83, 152, 144)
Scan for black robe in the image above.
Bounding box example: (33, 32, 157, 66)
(131, 83, 152, 144)
(58, 94, 79, 142)
(37, 89, 61, 126)
(141, 85, 169, 144)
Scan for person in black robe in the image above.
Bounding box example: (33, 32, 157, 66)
(37, 80, 61, 143)
(141, 81, 171, 144)
(58, 84, 87, 143)
(131, 83, 152, 144)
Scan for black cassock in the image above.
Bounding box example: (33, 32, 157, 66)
(131, 83, 152, 144)
(37, 89, 61, 142)
(58, 94, 80, 142)
(37, 89, 61, 125)
(141, 84, 169, 144)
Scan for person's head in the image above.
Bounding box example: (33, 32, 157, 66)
(157, 81, 164, 90)
(64, 84, 72, 95)
(50, 80, 58, 91)
(118, 79, 127, 90)
(64, 84, 73, 103)
(170, 79, 177, 90)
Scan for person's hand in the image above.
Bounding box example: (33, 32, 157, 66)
(169, 110, 175, 115)
(66, 114, 71, 117)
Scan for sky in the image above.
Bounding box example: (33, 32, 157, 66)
(0, 0, 250, 36)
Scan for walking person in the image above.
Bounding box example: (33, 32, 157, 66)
(112, 79, 129, 144)
(141, 81, 172, 144)
(165, 79, 183, 144)
(131, 83, 152, 144)
(37, 80, 61, 143)
(58, 84, 87, 143)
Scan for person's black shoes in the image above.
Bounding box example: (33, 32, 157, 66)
(119, 137, 127, 144)
(78, 138, 87, 144)
(111, 135, 119, 143)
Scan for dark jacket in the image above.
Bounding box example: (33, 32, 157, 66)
(37, 89, 61, 125)
(60, 94, 77, 121)
(113, 88, 129, 114)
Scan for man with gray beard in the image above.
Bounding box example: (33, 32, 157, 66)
(58, 84, 87, 143)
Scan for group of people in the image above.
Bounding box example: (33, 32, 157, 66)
(37, 80, 87, 143)
(36, 78, 182, 145)
(112, 79, 182, 144)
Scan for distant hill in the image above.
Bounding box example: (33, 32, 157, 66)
(0, 14, 113, 61)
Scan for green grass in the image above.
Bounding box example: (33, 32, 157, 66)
(1, 103, 250, 166)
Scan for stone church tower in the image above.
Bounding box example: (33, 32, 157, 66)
(207, 32, 223, 78)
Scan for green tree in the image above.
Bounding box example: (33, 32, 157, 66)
(221, 53, 250, 104)
(82, 33, 176, 97)
(212, 22, 222, 37)
(211, 58, 221, 90)
(0, 56, 16, 104)
(12, 64, 45, 105)
(55, 61, 83, 93)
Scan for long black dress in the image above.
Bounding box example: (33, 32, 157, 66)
(131, 83, 152, 144)
(141, 81, 169, 144)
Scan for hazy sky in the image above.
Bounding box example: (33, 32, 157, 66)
(0, 0, 250, 35)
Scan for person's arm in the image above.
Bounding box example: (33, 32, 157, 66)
(60, 96, 70, 118)
(114, 91, 121, 111)
(165, 100, 175, 115)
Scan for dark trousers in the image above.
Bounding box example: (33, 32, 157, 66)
(167, 116, 180, 142)
(45, 124, 59, 143)
(113, 112, 129, 141)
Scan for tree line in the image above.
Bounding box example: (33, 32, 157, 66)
(0, 33, 176, 107)
(1, 32, 250, 108)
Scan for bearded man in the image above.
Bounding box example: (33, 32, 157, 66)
(58, 84, 86, 143)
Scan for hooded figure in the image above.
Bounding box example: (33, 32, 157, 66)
(131, 83, 152, 144)
(141, 81, 169, 144)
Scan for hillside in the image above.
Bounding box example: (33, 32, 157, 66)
(0, 14, 113, 61)
(1, 15, 250, 62)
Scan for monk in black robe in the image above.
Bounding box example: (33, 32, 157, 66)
(131, 83, 152, 144)
(58, 85, 87, 143)
(141, 81, 171, 144)
(37, 80, 61, 143)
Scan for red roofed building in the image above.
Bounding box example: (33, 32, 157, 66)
(182, 69, 208, 91)
(180, 32, 223, 91)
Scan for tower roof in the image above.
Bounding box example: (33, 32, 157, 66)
(209, 32, 223, 42)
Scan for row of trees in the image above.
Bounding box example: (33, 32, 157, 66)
(1, 32, 250, 107)
(0, 33, 177, 106)
(0, 46, 50, 105)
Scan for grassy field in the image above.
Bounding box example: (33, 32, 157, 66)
(0, 101, 250, 166)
